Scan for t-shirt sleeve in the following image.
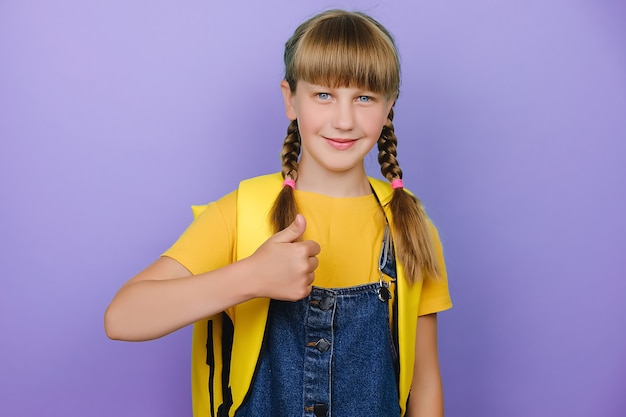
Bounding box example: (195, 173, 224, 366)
(161, 190, 238, 276)
(417, 223, 453, 316)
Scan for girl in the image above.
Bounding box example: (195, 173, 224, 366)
(105, 9, 452, 417)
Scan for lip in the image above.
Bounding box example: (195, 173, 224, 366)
(324, 137, 358, 150)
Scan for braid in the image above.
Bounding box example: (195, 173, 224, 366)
(280, 120, 301, 182)
(270, 120, 301, 232)
(377, 108, 402, 181)
(377, 109, 440, 283)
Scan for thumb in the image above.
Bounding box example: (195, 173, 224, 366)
(271, 214, 306, 243)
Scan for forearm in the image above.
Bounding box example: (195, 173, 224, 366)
(104, 260, 253, 341)
(406, 313, 444, 417)
(406, 377, 444, 417)
(105, 216, 320, 341)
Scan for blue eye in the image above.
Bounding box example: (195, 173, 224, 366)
(317, 92, 331, 100)
(357, 95, 371, 102)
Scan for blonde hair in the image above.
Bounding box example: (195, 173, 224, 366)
(271, 10, 439, 283)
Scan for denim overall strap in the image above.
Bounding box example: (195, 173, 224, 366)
(235, 230, 400, 417)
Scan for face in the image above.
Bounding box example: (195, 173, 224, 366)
(281, 80, 395, 179)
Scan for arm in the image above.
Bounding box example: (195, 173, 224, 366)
(406, 313, 444, 417)
(104, 214, 319, 342)
(105, 256, 254, 341)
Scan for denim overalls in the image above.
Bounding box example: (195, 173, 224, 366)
(235, 227, 400, 417)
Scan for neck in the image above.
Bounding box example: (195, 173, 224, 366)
(295, 164, 372, 197)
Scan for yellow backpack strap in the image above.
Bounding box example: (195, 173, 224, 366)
(369, 177, 423, 416)
(189, 205, 235, 417)
(228, 173, 283, 414)
(189, 174, 282, 417)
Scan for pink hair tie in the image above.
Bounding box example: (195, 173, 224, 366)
(283, 178, 296, 189)
(391, 179, 404, 189)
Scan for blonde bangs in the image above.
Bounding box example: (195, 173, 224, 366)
(286, 12, 400, 98)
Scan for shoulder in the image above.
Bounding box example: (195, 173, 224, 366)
(162, 190, 239, 275)
(192, 189, 237, 221)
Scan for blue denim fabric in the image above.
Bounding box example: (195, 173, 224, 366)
(235, 285, 400, 417)
(235, 237, 400, 417)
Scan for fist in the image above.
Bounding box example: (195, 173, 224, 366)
(249, 214, 320, 301)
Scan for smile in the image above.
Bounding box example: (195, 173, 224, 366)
(324, 137, 358, 150)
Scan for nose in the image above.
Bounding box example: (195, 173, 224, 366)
(331, 101, 355, 130)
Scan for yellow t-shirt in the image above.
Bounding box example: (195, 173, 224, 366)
(163, 189, 452, 316)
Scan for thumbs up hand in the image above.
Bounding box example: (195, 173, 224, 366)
(246, 214, 320, 301)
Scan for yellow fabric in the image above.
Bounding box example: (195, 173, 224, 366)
(173, 193, 388, 288)
(163, 173, 452, 416)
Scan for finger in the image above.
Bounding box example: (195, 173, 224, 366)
(301, 239, 321, 256)
(270, 214, 306, 244)
(308, 256, 319, 271)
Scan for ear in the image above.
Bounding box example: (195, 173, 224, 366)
(280, 80, 298, 121)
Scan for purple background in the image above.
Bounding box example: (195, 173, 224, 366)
(1, 1, 625, 416)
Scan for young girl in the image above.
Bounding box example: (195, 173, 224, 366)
(105, 9, 452, 417)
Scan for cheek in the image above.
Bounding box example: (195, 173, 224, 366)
(298, 106, 326, 128)
(362, 110, 388, 133)
(381, 106, 391, 125)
